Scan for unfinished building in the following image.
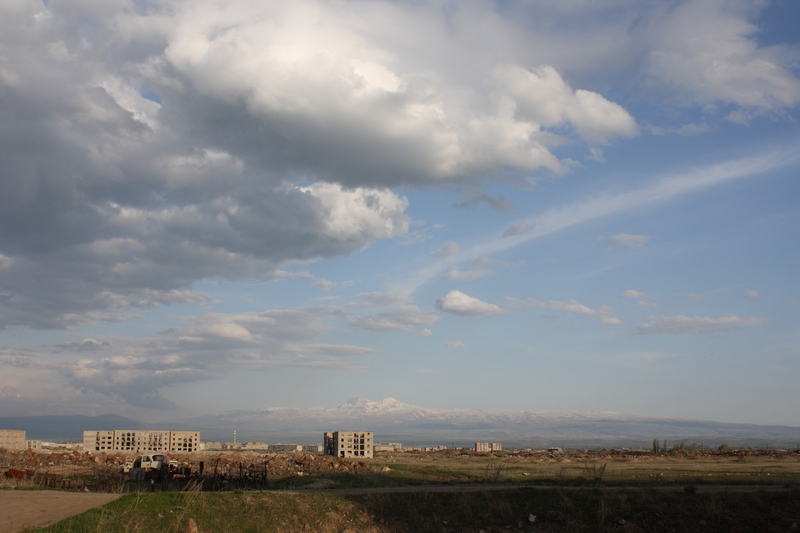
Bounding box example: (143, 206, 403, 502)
(83, 430, 200, 453)
(0, 430, 26, 450)
(323, 431, 373, 458)
(475, 442, 503, 452)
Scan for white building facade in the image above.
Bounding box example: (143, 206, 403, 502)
(324, 431, 373, 458)
(83, 430, 200, 453)
(0, 430, 26, 450)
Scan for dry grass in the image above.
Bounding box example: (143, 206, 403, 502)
(35, 486, 800, 532)
(369, 449, 800, 486)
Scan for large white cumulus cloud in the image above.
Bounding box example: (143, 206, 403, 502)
(156, 0, 636, 182)
(0, 0, 797, 330)
(645, 0, 800, 117)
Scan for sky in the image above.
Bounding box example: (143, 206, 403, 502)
(0, 0, 799, 426)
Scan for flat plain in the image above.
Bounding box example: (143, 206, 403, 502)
(3, 448, 800, 532)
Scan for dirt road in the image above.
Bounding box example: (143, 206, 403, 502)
(294, 482, 798, 495)
(0, 490, 120, 533)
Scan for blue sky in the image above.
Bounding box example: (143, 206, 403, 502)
(0, 0, 798, 425)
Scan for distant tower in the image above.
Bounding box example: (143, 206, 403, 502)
(233, 430, 237, 445)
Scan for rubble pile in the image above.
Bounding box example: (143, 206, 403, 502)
(178, 451, 373, 478)
(1, 448, 126, 471)
(1, 448, 374, 481)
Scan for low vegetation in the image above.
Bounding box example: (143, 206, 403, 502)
(4, 447, 799, 531)
(36, 486, 800, 532)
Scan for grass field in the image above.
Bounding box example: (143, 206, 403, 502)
(271, 449, 800, 489)
(36, 486, 800, 532)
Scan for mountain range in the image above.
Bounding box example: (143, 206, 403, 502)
(177, 397, 800, 449)
(3, 398, 799, 449)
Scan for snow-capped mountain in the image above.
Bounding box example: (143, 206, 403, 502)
(335, 397, 423, 413)
(176, 398, 800, 448)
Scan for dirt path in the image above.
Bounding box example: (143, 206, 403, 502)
(293, 482, 798, 495)
(0, 490, 121, 533)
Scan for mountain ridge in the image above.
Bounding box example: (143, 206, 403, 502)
(3, 399, 799, 448)
(176, 398, 800, 447)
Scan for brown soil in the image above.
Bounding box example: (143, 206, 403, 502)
(0, 490, 120, 532)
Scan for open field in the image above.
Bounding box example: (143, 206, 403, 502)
(362, 449, 800, 488)
(3, 448, 800, 531)
(6, 446, 800, 490)
(29, 485, 800, 532)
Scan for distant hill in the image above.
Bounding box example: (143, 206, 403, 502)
(4, 399, 800, 449)
(176, 397, 800, 449)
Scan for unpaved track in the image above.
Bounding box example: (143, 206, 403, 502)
(0, 490, 120, 533)
(294, 483, 798, 495)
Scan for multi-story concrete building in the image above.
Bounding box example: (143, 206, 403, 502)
(475, 442, 503, 452)
(374, 442, 403, 452)
(83, 430, 200, 453)
(270, 443, 303, 452)
(0, 430, 26, 450)
(323, 431, 373, 458)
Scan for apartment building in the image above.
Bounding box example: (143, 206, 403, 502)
(0, 430, 26, 450)
(323, 431, 373, 458)
(83, 430, 200, 453)
(475, 442, 502, 452)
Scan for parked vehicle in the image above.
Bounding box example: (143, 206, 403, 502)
(121, 454, 169, 474)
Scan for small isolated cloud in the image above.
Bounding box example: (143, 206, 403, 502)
(686, 292, 703, 302)
(431, 241, 460, 257)
(503, 222, 534, 238)
(589, 147, 605, 162)
(259, 271, 316, 284)
(508, 297, 620, 325)
(414, 368, 445, 375)
(605, 233, 652, 248)
(436, 290, 504, 316)
(452, 187, 514, 212)
(441, 267, 491, 282)
(57, 339, 111, 352)
(347, 306, 440, 331)
(636, 314, 766, 335)
(441, 255, 506, 282)
(348, 292, 440, 330)
(288, 344, 375, 357)
(597, 311, 623, 326)
(444, 341, 465, 348)
(313, 278, 336, 291)
(677, 123, 712, 136)
(353, 292, 411, 307)
(743, 289, 759, 298)
(621, 289, 653, 307)
(648, 122, 711, 137)
(622, 289, 646, 300)
(420, 328, 433, 337)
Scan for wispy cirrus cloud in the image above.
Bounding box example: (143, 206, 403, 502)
(444, 341, 466, 349)
(396, 149, 798, 294)
(636, 314, 766, 335)
(508, 297, 621, 326)
(604, 233, 651, 248)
